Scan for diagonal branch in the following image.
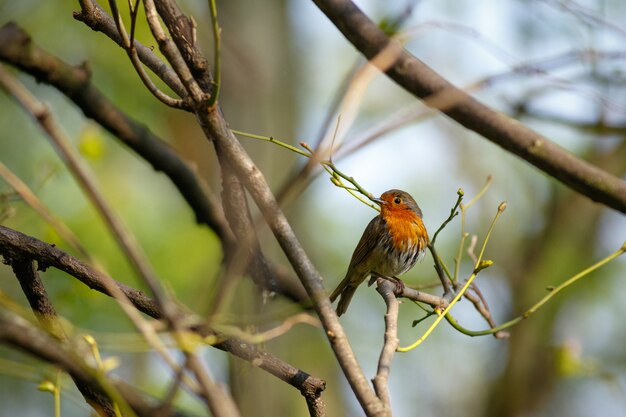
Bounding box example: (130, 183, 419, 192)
(0, 22, 227, 240)
(74, 0, 187, 97)
(9, 258, 121, 416)
(202, 104, 384, 417)
(311, 0, 626, 213)
(0, 225, 326, 408)
(128, 0, 383, 413)
(0, 63, 175, 322)
(0, 307, 191, 417)
(0, 21, 307, 304)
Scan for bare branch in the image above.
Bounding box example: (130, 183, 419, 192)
(10, 258, 66, 339)
(0, 308, 160, 417)
(0, 22, 228, 240)
(312, 0, 626, 213)
(0, 225, 326, 407)
(0, 22, 307, 303)
(372, 279, 400, 413)
(107, 0, 188, 108)
(0, 64, 175, 321)
(73, 1, 187, 96)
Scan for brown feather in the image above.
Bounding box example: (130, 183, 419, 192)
(330, 189, 429, 316)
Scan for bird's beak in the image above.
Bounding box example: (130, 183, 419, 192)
(372, 197, 385, 206)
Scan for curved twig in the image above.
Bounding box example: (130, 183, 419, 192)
(312, 0, 626, 213)
(74, 0, 187, 97)
(0, 225, 326, 410)
(107, 0, 188, 109)
(0, 22, 307, 304)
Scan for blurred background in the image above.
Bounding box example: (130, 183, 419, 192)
(1, 0, 626, 416)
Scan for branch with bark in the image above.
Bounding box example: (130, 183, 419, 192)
(311, 0, 626, 213)
(0, 21, 307, 304)
(0, 225, 326, 416)
(1, 1, 623, 416)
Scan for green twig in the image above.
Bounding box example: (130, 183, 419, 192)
(233, 129, 381, 209)
(320, 156, 378, 210)
(54, 370, 61, 417)
(398, 202, 505, 351)
(454, 177, 492, 282)
(430, 188, 463, 245)
(232, 130, 311, 158)
(464, 175, 492, 210)
(208, 0, 221, 106)
(443, 244, 626, 337)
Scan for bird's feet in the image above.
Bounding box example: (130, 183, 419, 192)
(369, 272, 405, 295)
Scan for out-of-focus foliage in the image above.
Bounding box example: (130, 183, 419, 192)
(1, 0, 626, 416)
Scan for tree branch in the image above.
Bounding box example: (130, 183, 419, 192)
(0, 308, 169, 417)
(372, 280, 400, 413)
(0, 21, 307, 304)
(128, 0, 383, 412)
(73, 1, 187, 97)
(311, 0, 626, 213)
(8, 258, 122, 416)
(0, 22, 227, 240)
(10, 258, 66, 340)
(0, 225, 325, 408)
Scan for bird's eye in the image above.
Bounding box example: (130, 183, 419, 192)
(394, 197, 401, 204)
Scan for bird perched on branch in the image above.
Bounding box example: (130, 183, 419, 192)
(330, 189, 429, 316)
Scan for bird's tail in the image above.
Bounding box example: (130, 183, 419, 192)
(334, 286, 357, 316)
(330, 276, 358, 317)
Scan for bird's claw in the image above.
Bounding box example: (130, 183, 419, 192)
(369, 272, 405, 295)
(392, 277, 405, 296)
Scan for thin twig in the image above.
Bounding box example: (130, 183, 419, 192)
(0, 225, 326, 408)
(143, 0, 206, 102)
(0, 65, 175, 321)
(399, 203, 506, 351)
(212, 313, 321, 345)
(108, 0, 187, 108)
(312, 0, 626, 213)
(74, 0, 187, 96)
(0, 161, 92, 261)
(444, 240, 626, 336)
(207, 0, 221, 106)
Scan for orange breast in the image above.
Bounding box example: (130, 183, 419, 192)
(383, 210, 429, 252)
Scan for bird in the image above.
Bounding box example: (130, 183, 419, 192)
(330, 189, 429, 316)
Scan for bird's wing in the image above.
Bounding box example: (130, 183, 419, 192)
(329, 215, 384, 303)
(348, 215, 384, 271)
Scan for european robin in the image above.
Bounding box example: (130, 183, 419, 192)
(330, 189, 429, 316)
